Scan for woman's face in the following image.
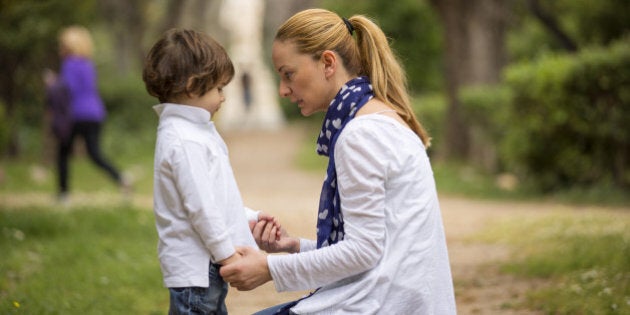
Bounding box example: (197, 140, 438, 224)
(272, 40, 334, 116)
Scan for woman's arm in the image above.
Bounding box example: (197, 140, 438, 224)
(267, 122, 390, 292)
(222, 121, 391, 292)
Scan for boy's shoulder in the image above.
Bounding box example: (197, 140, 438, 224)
(160, 119, 219, 145)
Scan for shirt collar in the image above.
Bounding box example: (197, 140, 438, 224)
(153, 103, 212, 123)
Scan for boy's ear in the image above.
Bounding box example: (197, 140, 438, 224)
(185, 77, 196, 96)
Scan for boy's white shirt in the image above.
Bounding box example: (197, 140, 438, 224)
(152, 103, 258, 288)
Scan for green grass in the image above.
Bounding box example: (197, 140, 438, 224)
(0, 125, 163, 314)
(0, 205, 165, 314)
(476, 212, 630, 314)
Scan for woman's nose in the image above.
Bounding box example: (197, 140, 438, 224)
(278, 81, 291, 98)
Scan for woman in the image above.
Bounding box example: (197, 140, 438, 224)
(220, 9, 457, 314)
(57, 26, 128, 201)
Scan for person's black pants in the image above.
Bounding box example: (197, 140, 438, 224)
(57, 121, 121, 194)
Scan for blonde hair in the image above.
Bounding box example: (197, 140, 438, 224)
(275, 8, 430, 146)
(59, 25, 94, 58)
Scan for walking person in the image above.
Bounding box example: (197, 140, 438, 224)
(57, 25, 128, 201)
(220, 8, 457, 314)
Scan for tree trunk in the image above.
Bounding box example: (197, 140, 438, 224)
(0, 55, 21, 157)
(98, 0, 149, 75)
(430, 0, 507, 170)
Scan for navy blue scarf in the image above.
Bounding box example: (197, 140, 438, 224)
(272, 77, 373, 315)
(315, 76, 373, 248)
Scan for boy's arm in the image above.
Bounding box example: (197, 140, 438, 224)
(218, 252, 242, 265)
(244, 207, 260, 222)
(171, 142, 235, 263)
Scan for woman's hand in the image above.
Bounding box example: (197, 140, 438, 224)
(219, 246, 271, 291)
(218, 252, 242, 266)
(251, 219, 300, 253)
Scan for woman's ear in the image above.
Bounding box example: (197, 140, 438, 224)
(320, 50, 337, 78)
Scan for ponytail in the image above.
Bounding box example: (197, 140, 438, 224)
(349, 16, 431, 147)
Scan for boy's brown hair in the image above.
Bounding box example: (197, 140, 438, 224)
(143, 29, 234, 103)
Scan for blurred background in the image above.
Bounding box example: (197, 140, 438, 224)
(1, 0, 629, 314)
(0, 0, 628, 201)
(0, 0, 630, 200)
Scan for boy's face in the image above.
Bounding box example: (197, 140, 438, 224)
(185, 86, 226, 116)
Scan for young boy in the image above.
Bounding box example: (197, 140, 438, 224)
(143, 28, 270, 315)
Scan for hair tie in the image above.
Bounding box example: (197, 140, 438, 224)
(342, 17, 354, 35)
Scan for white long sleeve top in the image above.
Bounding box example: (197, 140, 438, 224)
(153, 103, 258, 288)
(268, 114, 457, 314)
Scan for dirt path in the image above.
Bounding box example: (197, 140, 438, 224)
(222, 124, 555, 315)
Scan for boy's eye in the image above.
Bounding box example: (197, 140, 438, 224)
(284, 72, 293, 80)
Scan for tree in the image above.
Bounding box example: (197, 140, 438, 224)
(526, 0, 578, 52)
(429, 0, 508, 166)
(97, 0, 150, 75)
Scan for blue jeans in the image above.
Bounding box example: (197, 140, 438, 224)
(168, 263, 227, 315)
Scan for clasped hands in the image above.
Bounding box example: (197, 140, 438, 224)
(219, 213, 300, 291)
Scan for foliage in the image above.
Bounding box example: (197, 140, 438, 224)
(502, 38, 630, 192)
(0, 206, 165, 314)
(458, 85, 513, 172)
(98, 72, 159, 133)
(477, 212, 630, 314)
(459, 86, 512, 146)
(560, 0, 630, 46)
(507, 0, 630, 61)
(320, 0, 443, 92)
(413, 93, 447, 152)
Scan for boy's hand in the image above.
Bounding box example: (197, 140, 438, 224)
(254, 212, 282, 239)
(251, 219, 300, 254)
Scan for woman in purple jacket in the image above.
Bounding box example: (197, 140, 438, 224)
(57, 26, 128, 201)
